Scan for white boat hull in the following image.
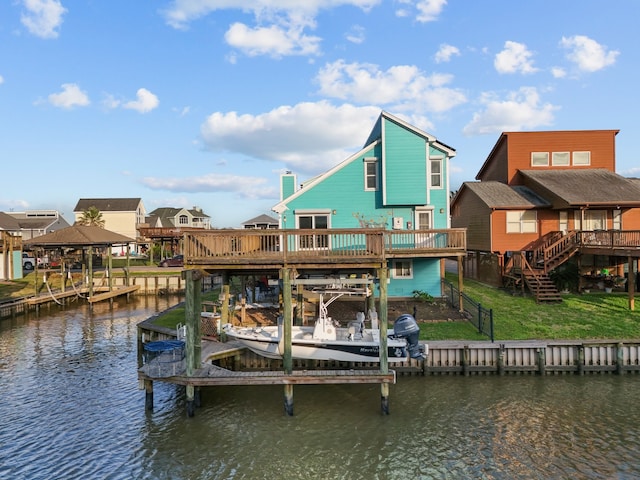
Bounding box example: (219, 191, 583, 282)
(223, 325, 410, 363)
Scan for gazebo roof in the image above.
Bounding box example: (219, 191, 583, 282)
(23, 225, 134, 248)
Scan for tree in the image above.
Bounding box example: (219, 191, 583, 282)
(77, 206, 105, 228)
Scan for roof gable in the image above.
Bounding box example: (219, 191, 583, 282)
(458, 181, 550, 209)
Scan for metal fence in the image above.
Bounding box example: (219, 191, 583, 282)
(442, 279, 494, 342)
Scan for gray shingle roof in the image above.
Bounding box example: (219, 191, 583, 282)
(74, 198, 142, 212)
(519, 169, 640, 206)
(462, 181, 550, 208)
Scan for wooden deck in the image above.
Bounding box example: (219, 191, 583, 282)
(183, 228, 466, 270)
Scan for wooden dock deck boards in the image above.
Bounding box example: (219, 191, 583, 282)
(88, 285, 140, 303)
(26, 290, 80, 305)
(139, 338, 396, 387)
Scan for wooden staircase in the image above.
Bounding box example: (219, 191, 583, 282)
(530, 230, 580, 273)
(503, 251, 563, 304)
(522, 269, 562, 304)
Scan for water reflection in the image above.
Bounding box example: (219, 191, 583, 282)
(1, 298, 639, 479)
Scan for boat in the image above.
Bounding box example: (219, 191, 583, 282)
(221, 289, 427, 363)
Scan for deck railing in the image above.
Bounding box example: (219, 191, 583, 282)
(184, 228, 466, 266)
(579, 230, 640, 249)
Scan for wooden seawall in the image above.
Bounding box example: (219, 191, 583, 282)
(137, 319, 640, 376)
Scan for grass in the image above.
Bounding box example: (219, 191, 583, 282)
(436, 273, 640, 341)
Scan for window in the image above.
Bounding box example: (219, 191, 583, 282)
(552, 151, 570, 166)
(506, 211, 537, 233)
(531, 152, 549, 166)
(179, 215, 188, 225)
(573, 151, 591, 166)
(364, 158, 379, 191)
(430, 158, 442, 188)
(297, 213, 329, 249)
(613, 209, 621, 230)
(559, 211, 568, 232)
(392, 260, 413, 279)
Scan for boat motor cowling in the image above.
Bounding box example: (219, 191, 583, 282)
(393, 314, 424, 359)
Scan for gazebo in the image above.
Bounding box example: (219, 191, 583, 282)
(24, 225, 137, 304)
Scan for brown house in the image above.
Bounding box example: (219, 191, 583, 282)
(451, 130, 640, 301)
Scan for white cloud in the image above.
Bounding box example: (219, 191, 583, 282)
(551, 67, 566, 78)
(162, 1, 379, 57)
(224, 22, 321, 58)
(463, 87, 558, 135)
(345, 25, 365, 44)
(21, 0, 67, 39)
(200, 101, 381, 174)
(0, 75, 4, 84)
(415, 0, 447, 23)
(494, 41, 537, 74)
(123, 88, 159, 113)
(560, 35, 619, 72)
(315, 60, 466, 114)
(434, 44, 460, 63)
(47, 83, 90, 109)
(141, 173, 278, 200)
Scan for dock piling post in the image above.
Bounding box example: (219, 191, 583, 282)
(284, 384, 294, 416)
(537, 348, 546, 376)
(616, 342, 625, 375)
(381, 383, 390, 415)
(144, 379, 154, 411)
(498, 344, 505, 375)
(577, 346, 585, 375)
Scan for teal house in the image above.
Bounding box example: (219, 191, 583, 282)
(272, 111, 458, 299)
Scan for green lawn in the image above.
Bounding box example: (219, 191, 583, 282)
(428, 274, 640, 341)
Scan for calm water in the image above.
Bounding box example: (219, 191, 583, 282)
(1, 297, 639, 480)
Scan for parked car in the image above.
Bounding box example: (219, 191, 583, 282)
(159, 255, 184, 267)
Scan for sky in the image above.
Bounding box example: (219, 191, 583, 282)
(1, 0, 639, 228)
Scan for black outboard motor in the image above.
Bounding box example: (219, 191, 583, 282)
(393, 314, 424, 359)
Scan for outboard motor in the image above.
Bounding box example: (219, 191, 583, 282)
(393, 314, 424, 359)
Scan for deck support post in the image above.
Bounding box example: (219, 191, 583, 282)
(284, 384, 294, 416)
(185, 269, 202, 376)
(281, 268, 293, 375)
(378, 267, 390, 415)
(457, 256, 464, 313)
(628, 257, 635, 311)
(144, 379, 153, 410)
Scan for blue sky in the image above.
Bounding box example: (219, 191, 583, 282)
(1, 1, 638, 227)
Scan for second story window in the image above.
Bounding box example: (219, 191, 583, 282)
(552, 152, 570, 166)
(531, 152, 549, 166)
(179, 215, 188, 225)
(430, 158, 442, 188)
(364, 158, 379, 191)
(573, 151, 591, 165)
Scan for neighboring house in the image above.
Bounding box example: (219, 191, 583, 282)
(1, 210, 71, 240)
(272, 111, 457, 298)
(74, 198, 146, 254)
(242, 214, 278, 229)
(146, 206, 211, 230)
(450, 130, 640, 296)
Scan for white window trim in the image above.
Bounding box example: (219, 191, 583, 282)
(506, 210, 537, 234)
(392, 260, 413, 279)
(363, 157, 379, 191)
(552, 151, 570, 166)
(429, 157, 443, 189)
(613, 209, 622, 230)
(573, 151, 591, 166)
(531, 152, 549, 167)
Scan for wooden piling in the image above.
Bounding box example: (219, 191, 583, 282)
(537, 347, 546, 375)
(616, 342, 625, 375)
(144, 379, 153, 410)
(284, 384, 294, 416)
